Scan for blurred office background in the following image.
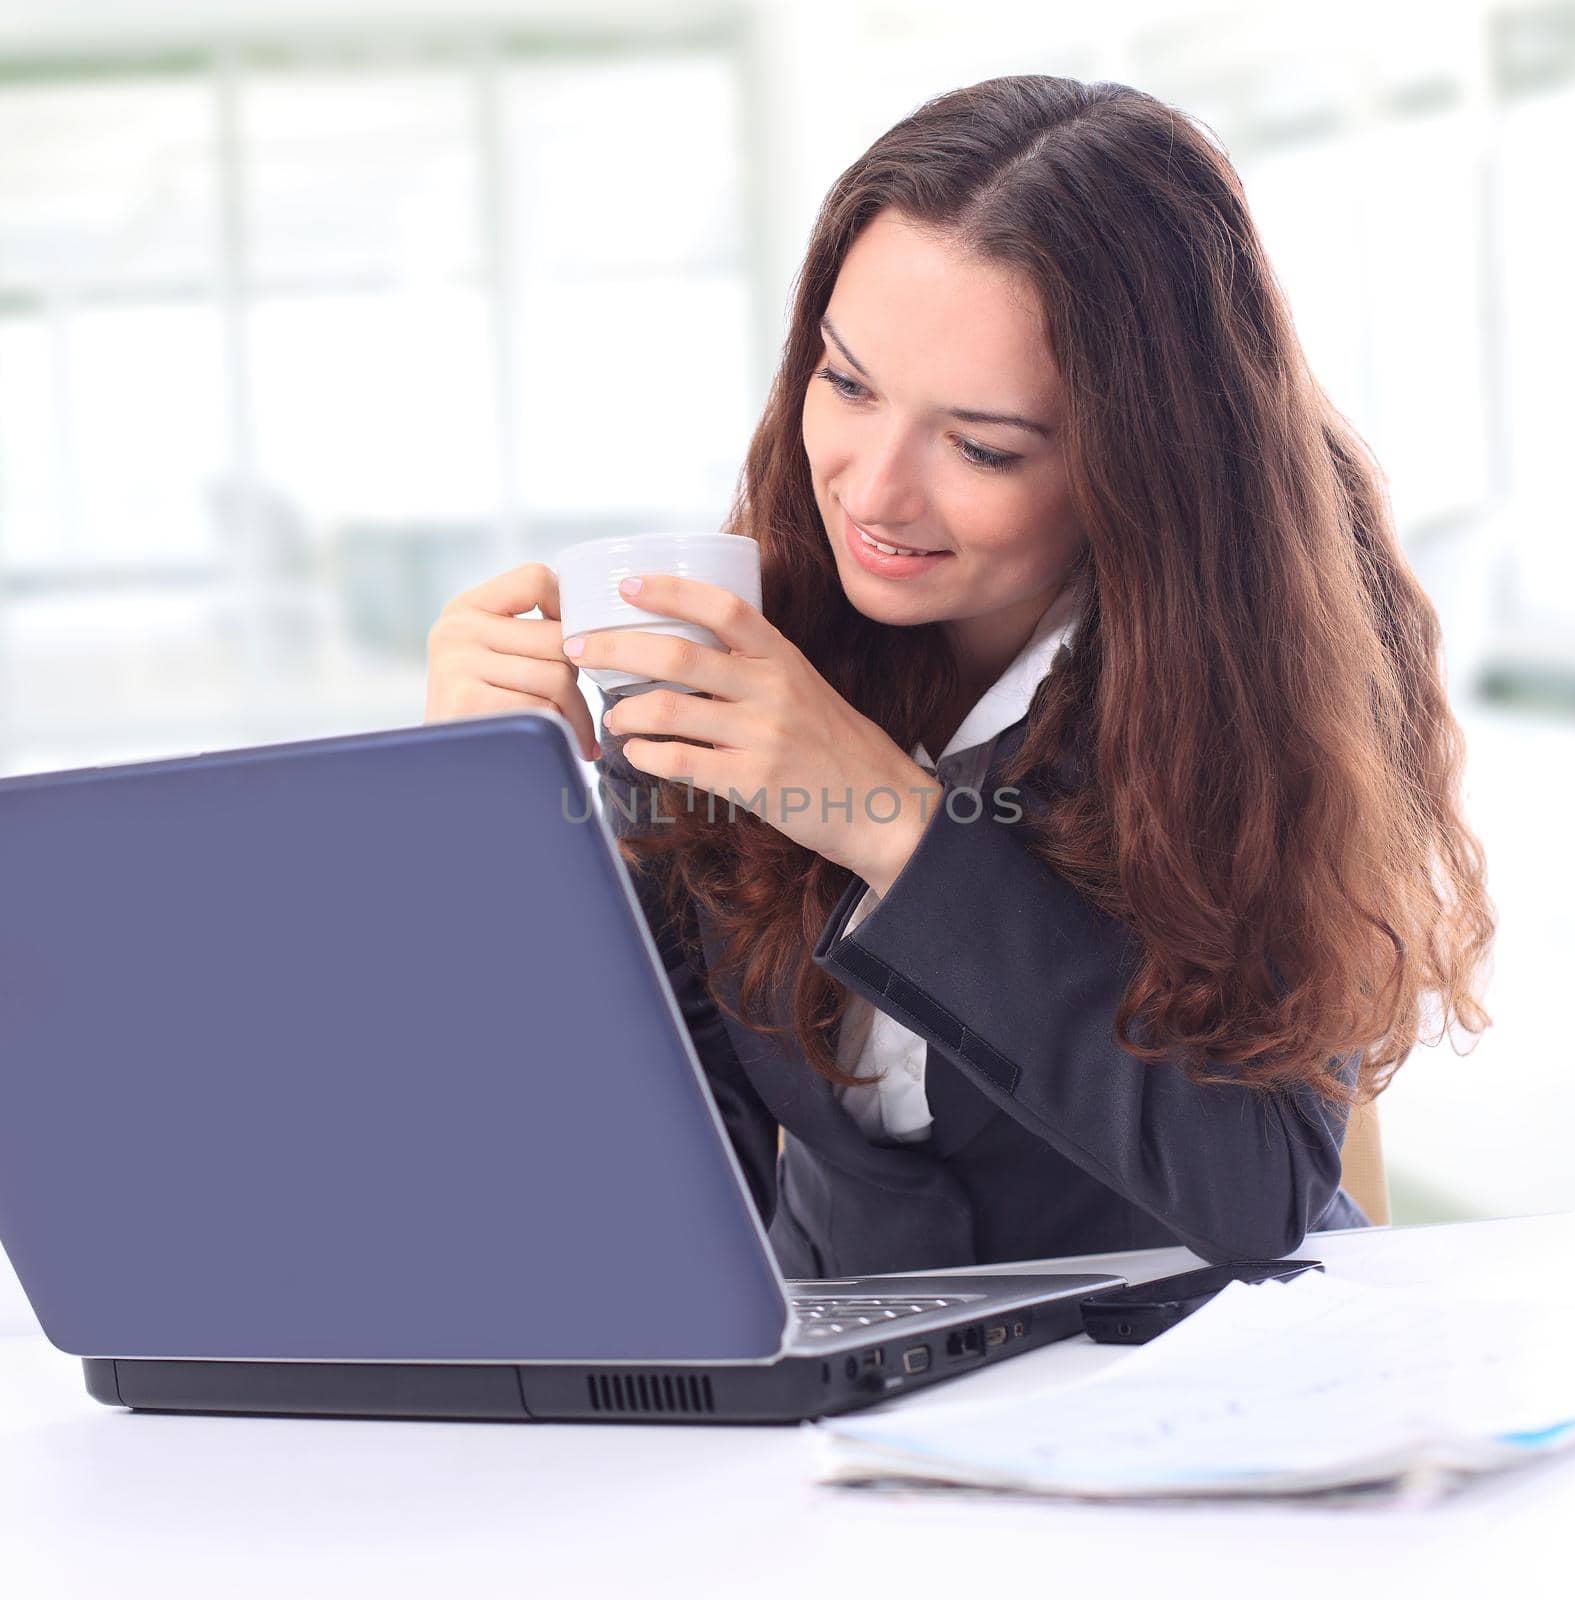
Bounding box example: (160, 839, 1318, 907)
(0, 0, 1569, 1296)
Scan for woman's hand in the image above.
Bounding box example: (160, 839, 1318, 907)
(424, 562, 603, 763)
(566, 574, 943, 892)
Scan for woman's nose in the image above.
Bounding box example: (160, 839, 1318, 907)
(843, 440, 926, 527)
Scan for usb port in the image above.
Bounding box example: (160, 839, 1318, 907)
(984, 1324, 1007, 1346)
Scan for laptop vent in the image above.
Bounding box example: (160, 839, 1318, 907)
(586, 1371, 717, 1416)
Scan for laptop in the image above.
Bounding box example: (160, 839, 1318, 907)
(0, 710, 1124, 1423)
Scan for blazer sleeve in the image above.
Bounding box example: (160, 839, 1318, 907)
(811, 778, 1359, 1263)
(593, 722, 780, 1230)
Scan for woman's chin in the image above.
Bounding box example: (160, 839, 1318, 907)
(838, 577, 944, 627)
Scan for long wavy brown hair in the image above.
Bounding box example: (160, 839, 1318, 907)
(600, 73, 1495, 1112)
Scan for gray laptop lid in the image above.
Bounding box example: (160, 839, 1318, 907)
(0, 711, 792, 1364)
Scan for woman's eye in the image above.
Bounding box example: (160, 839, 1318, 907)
(813, 365, 1018, 474)
(814, 364, 865, 402)
(957, 439, 1014, 472)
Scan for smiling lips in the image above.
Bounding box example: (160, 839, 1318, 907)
(860, 526, 938, 556)
(843, 506, 948, 556)
(841, 505, 953, 581)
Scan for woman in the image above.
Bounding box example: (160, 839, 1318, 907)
(425, 75, 1495, 1277)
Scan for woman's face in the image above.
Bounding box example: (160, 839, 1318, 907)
(801, 208, 1085, 675)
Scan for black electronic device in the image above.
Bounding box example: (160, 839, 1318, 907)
(1078, 1259, 1325, 1343)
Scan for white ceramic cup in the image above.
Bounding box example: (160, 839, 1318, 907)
(555, 532, 763, 700)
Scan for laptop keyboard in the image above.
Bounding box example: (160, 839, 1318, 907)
(789, 1293, 976, 1340)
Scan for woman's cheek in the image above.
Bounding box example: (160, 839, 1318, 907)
(800, 397, 825, 476)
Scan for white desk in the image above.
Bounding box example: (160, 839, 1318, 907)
(1, 1215, 1571, 1599)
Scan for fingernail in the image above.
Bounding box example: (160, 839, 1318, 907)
(564, 636, 585, 657)
(619, 577, 643, 595)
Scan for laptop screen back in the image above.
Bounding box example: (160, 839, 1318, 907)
(0, 713, 789, 1363)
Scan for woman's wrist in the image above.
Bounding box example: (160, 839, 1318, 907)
(858, 762, 945, 897)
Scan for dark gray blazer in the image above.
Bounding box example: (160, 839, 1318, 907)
(594, 709, 1369, 1280)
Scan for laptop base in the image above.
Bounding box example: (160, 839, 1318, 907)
(82, 1290, 1088, 1424)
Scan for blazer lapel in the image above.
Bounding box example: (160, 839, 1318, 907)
(696, 905, 946, 1184)
(920, 713, 1038, 1158)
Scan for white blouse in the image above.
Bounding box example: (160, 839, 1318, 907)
(832, 589, 1079, 1146)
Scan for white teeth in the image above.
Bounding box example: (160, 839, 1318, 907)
(859, 526, 935, 558)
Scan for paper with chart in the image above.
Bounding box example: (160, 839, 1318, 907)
(813, 1265, 1575, 1501)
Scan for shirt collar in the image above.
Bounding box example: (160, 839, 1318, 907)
(914, 583, 1079, 768)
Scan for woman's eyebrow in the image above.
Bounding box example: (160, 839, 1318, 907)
(818, 315, 1052, 438)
